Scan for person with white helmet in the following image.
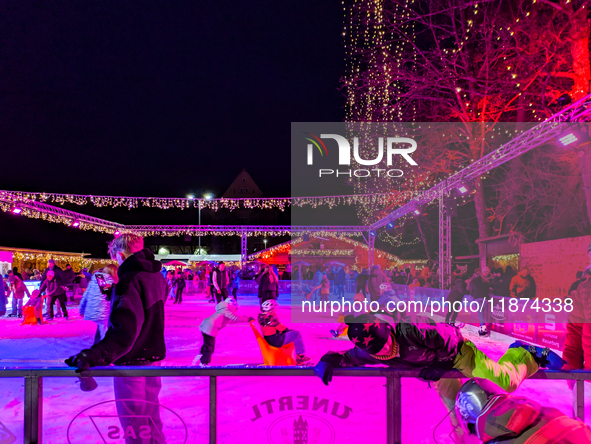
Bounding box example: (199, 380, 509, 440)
(198, 297, 253, 366)
(258, 299, 310, 365)
(455, 379, 591, 443)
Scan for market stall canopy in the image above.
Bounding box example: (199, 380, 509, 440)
(325, 260, 346, 267)
(162, 259, 189, 267)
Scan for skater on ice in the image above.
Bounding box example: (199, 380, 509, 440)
(257, 299, 311, 365)
(455, 379, 591, 443)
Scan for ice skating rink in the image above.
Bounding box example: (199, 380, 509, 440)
(1, 290, 590, 444)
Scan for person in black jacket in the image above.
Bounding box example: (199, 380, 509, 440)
(467, 267, 492, 336)
(66, 234, 168, 444)
(355, 268, 369, 298)
(314, 313, 564, 441)
(39, 270, 68, 320)
(445, 278, 466, 325)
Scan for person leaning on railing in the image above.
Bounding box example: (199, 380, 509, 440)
(66, 233, 168, 444)
(314, 312, 565, 443)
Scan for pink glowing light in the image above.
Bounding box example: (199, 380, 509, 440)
(12, 207, 22, 214)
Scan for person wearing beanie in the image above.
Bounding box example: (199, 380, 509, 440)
(198, 297, 253, 365)
(22, 289, 44, 325)
(562, 241, 591, 374)
(314, 313, 564, 440)
(455, 379, 591, 443)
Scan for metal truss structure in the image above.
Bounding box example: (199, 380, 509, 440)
(371, 94, 591, 231)
(438, 196, 452, 289)
(0, 197, 123, 231)
(0, 193, 370, 264)
(370, 93, 591, 288)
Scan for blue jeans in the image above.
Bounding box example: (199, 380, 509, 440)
(477, 297, 490, 326)
(114, 361, 165, 444)
(283, 330, 305, 355)
(11, 297, 23, 316)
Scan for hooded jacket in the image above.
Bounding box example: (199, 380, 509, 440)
(469, 274, 491, 299)
(83, 248, 167, 366)
(510, 274, 534, 299)
(320, 314, 464, 371)
(38, 277, 64, 298)
(367, 265, 388, 297)
(475, 394, 591, 443)
(200, 298, 250, 337)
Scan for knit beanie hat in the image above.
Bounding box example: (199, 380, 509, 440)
(345, 314, 392, 354)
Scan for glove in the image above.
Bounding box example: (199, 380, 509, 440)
(418, 364, 448, 382)
(314, 361, 334, 386)
(65, 350, 93, 373)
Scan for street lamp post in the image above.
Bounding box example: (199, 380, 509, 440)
(199, 194, 213, 255)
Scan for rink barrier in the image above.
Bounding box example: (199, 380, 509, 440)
(0, 367, 590, 444)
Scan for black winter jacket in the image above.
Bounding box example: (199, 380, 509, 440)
(469, 275, 491, 299)
(84, 248, 168, 366)
(319, 315, 464, 371)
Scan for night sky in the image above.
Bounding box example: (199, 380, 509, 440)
(0, 1, 345, 254)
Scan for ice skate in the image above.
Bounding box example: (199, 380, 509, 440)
(509, 341, 565, 370)
(296, 354, 311, 365)
(478, 326, 489, 337)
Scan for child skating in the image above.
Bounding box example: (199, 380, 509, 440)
(258, 299, 311, 365)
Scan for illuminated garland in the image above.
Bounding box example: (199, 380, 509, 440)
(0, 201, 118, 234)
(1, 190, 402, 211)
(10, 252, 117, 269)
(491, 254, 520, 263)
(291, 249, 355, 256)
(248, 243, 292, 260)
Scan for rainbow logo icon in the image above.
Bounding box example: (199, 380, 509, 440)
(303, 133, 328, 156)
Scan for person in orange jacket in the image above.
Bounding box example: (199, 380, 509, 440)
(456, 379, 591, 443)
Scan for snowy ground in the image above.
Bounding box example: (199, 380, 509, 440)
(0, 289, 590, 444)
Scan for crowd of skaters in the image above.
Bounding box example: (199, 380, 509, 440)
(1, 234, 590, 443)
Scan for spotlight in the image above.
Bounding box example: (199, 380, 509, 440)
(386, 222, 394, 229)
(11, 206, 22, 214)
(72, 220, 80, 228)
(557, 125, 590, 147)
(458, 186, 468, 194)
(204, 194, 213, 200)
(413, 209, 421, 215)
(370, 230, 376, 236)
(187, 194, 194, 200)
(114, 230, 121, 237)
(558, 133, 578, 146)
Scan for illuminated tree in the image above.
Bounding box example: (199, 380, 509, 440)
(342, 0, 591, 257)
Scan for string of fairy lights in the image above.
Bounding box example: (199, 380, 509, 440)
(248, 233, 428, 266)
(0, 190, 407, 211)
(7, 251, 117, 268)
